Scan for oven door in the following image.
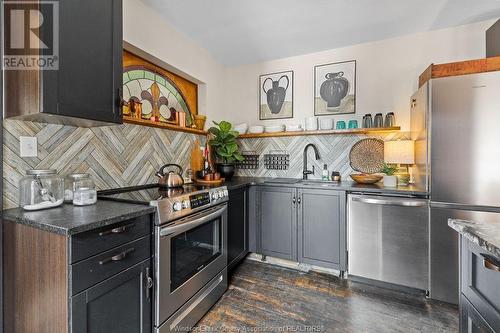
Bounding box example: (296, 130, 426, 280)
(155, 203, 227, 327)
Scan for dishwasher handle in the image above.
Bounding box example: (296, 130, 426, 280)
(351, 196, 427, 207)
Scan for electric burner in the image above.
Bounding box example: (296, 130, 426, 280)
(98, 183, 228, 225)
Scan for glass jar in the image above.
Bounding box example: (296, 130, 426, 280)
(65, 173, 97, 206)
(19, 169, 64, 211)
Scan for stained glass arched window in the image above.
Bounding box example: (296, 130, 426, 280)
(123, 66, 193, 126)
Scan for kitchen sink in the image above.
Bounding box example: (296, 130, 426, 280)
(264, 178, 302, 184)
(264, 178, 342, 187)
(299, 179, 342, 187)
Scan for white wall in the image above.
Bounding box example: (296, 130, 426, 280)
(216, 20, 493, 131)
(123, 0, 226, 125)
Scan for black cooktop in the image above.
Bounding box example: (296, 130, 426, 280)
(97, 183, 211, 205)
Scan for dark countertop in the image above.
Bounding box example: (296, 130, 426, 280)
(3, 201, 156, 236)
(225, 177, 428, 196)
(449, 218, 500, 259)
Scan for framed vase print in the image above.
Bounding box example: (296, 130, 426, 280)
(259, 70, 293, 120)
(314, 60, 356, 116)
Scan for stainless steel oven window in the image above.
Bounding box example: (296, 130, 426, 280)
(170, 216, 222, 291)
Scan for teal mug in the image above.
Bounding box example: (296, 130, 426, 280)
(336, 121, 346, 130)
(348, 120, 358, 129)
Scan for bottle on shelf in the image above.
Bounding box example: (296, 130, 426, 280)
(322, 164, 329, 181)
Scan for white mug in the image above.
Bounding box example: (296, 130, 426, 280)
(320, 118, 333, 130)
(305, 117, 318, 131)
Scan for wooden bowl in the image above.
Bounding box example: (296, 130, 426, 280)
(193, 177, 225, 186)
(350, 173, 383, 184)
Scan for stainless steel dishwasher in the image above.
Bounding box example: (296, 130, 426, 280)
(348, 193, 429, 291)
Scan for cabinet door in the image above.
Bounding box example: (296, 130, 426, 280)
(227, 187, 248, 270)
(71, 259, 152, 333)
(298, 189, 346, 270)
(42, 0, 123, 123)
(258, 186, 297, 261)
(461, 294, 496, 333)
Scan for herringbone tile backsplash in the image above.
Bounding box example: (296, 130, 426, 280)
(3, 120, 204, 209)
(236, 132, 409, 179)
(3, 119, 409, 209)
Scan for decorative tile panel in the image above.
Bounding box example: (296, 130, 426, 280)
(3, 120, 204, 209)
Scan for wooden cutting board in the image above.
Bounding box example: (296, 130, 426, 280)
(191, 139, 204, 172)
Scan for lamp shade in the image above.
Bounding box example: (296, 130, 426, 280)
(384, 140, 415, 164)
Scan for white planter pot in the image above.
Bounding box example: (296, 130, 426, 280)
(383, 175, 398, 187)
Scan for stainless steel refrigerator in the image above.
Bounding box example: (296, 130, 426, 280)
(411, 71, 500, 305)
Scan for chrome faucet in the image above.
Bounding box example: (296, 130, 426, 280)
(303, 143, 321, 180)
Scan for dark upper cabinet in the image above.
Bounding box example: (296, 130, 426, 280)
(4, 0, 123, 126)
(258, 186, 297, 261)
(297, 188, 346, 270)
(42, 0, 123, 124)
(72, 259, 152, 333)
(227, 187, 248, 270)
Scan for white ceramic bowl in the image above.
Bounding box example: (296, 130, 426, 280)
(248, 125, 264, 134)
(286, 124, 303, 132)
(264, 125, 285, 133)
(234, 123, 248, 134)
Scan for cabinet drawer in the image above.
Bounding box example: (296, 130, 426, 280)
(71, 214, 151, 263)
(461, 237, 500, 331)
(461, 294, 495, 333)
(71, 235, 151, 295)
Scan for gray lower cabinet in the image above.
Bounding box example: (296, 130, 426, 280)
(72, 259, 152, 333)
(460, 236, 500, 332)
(258, 186, 297, 261)
(297, 188, 346, 270)
(258, 186, 346, 270)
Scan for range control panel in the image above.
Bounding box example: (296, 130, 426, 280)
(190, 192, 211, 209)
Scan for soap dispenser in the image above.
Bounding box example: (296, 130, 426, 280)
(322, 164, 329, 181)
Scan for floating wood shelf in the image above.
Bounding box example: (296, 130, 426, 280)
(123, 116, 208, 135)
(237, 127, 401, 139)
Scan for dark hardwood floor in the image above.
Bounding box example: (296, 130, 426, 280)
(198, 260, 458, 332)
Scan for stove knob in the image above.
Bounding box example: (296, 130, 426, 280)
(182, 200, 190, 209)
(223, 189, 229, 197)
(218, 190, 224, 198)
(173, 201, 183, 211)
(212, 192, 219, 200)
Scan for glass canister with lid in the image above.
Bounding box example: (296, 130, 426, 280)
(65, 173, 97, 206)
(19, 169, 64, 211)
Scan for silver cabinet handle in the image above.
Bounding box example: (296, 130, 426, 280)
(145, 266, 153, 299)
(99, 223, 134, 236)
(160, 205, 226, 237)
(99, 248, 135, 265)
(292, 197, 296, 204)
(351, 196, 427, 207)
(297, 197, 301, 205)
(482, 254, 500, 272)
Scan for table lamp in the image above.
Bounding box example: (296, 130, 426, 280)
(384, 140, 415, 186)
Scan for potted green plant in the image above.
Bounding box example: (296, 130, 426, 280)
(208, 121, 244, 180)
(381, 162, 398, 187)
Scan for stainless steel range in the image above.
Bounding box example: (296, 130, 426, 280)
(98, 184, 229, 332)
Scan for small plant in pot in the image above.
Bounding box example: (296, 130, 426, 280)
(208, 121, 244, 181)
(381, 162, 398, 187)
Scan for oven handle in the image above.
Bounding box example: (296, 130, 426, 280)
(159, 205, 227, 237)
